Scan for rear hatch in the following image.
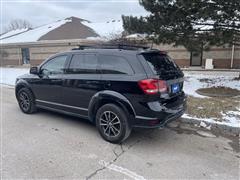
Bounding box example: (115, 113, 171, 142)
(140, 51, 184, 97)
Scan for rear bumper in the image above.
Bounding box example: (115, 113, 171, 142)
(132, 94, 187, 128)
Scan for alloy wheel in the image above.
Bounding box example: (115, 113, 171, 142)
(99, 111, 121, 137)
(19, 91, 30, 111)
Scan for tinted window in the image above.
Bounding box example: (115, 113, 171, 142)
(41, 55, 67, 74)
(99, 55, 134, 75)
(68, 54, 98, 74)
(143, 53, 178, 74)
(142, 53, 183, 78)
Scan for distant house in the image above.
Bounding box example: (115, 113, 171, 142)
(154, 43, 239, 69)
(0, 16, 123, 66)
(0, 16, 239, 69)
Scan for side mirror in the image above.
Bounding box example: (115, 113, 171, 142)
(30, 66, 39, 75)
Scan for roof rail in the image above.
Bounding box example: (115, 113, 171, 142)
(72, 44, 150, 51)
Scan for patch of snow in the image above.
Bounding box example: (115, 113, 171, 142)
(86, 36, 106, 41)
(0, 67, 29, 86)
(183, 71, 240, 98)
(126, 33, 147, 39)
(183, 76, 206, 98)
(182, 113, 240, 128)
(193, 19, 240, 32)
(82, 20, 123, 38)
(196, 130, 216, 138)
(1, 19, 71, 44)
(226, 111, 240, 116)
(221, 111, 240, 127)
(0, 28, 28, 39)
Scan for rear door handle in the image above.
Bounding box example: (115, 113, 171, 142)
(104, 81, 111, 89)
(51, 79, 63, 83)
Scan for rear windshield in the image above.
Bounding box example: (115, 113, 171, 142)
(142, 53, 183, 79)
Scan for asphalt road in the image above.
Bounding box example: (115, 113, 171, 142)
(1, 86, 239, 179)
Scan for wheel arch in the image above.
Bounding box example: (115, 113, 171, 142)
(88, 90, 136, 123)
(15, 80, 35, 99)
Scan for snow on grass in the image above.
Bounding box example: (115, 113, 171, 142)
(221, 111, 240, 127)
(184, 76, 206, 98)
(183, 71, 240, 127)
(0, 67, 29, 86)
(183, 71, 240, 98)
(1, 19, 71, 44)
(82, 20, 123, 38)
(182, 113, 240, 128)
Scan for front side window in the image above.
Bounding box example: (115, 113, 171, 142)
(68, 54, 98, 74)
(99, 55, 134, 75)
(41, 55, 67, 75)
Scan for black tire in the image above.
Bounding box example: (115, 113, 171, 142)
(96, 104, 132, 144)
(17, 87, 37, 114)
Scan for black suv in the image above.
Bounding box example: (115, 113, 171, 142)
(15, 45, 186, 143)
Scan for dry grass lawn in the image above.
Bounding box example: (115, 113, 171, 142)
(186, 95, 240, 122)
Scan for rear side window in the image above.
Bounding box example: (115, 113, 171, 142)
(142, 53, 182, 78)
(99, 55, 134, 75)
(68, 54, 98, 74)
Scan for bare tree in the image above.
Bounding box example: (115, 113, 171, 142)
(105, 32, 123, 41)
(4, 19, 32, 32)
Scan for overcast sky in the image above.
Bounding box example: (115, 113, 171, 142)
(1, 0, 147, 31)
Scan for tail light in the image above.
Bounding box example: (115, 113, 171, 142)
(138, 79, 167, 95)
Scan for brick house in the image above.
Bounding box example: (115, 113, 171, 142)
(153, 44, 240, 69)
(0, 16, 239, 69)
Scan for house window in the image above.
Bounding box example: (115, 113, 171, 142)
(190, 51, 202, 66)
(21, 48, 30, 64)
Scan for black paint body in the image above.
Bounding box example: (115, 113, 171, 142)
(16, 49, 187, 128)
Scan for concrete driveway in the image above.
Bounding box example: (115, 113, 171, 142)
(1, 86, 239, 179)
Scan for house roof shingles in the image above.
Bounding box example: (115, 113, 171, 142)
(39, 17, 98, 40)
(0, 16, 123, 44)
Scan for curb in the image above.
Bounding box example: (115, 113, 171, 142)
(180, 118, 240, 136)
(196, 89, 240, 97)
(182, 69, 240, 72)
